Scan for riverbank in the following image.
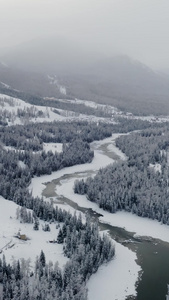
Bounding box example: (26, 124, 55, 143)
(29, 135, 116, 198)
(87, 240, 141, 300)
(54, 167, 169, 300)
(29, 134, 142, 299)
(29, 134, 169, 300)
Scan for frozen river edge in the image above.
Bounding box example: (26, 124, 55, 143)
(30, 134, 169, 300)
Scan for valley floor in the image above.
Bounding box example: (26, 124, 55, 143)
(29, 135, 169, 300)
(2, 134, 169, 300)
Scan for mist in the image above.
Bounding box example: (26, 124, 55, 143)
(0, 0, 169, 70)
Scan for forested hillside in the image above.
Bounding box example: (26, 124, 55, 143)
(0, 208, 114, 300)
(1, 103, 169, 299)
(0, 118, 161, 206)
(74, 124, 169, 224)
(0, 118, 118, 300)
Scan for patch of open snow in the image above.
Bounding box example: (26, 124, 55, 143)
(43, 143, 63, 153)
(149, 163, 162, 173)
(3, 145, 25, 153)
(0, 196, 68, 269)
(0, 94, 65, 125)
(18, 160, 26, 169)
(3, 145, 17, 151)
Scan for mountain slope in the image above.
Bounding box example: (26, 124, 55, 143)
(1, 36, 100, 75)
(0, 62, 68, 98)
(63, 56, 169, 115)
(1, 37, 169, 116)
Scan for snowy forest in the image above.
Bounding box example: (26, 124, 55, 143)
(0, 119, 122, 300)
(2, 1, 169, 298)
(0, 209, 114, 300)
(0, 119, 156, 203)
(74, 124, 169, 224)
(1, 115, 169, 299)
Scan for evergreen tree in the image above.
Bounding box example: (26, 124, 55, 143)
(57, 228, 64, 244)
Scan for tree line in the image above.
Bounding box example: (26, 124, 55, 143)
(0, 209, 114, 300)
(0, 121, 114, 151)
(0, 118, 158, 151)
(0, 138, 93, 202)
(74, 124, 169, 224)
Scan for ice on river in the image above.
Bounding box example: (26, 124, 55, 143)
(30, 134, 142, 300)
(29, 145, 114, 198)
(29, 133, 169, 300)
(87, 241, 141, 300)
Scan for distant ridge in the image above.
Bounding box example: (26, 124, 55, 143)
(0, 37, 169, 116)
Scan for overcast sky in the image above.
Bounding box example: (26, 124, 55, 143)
(0, 0, 169, 69)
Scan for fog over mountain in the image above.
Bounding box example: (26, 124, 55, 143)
(1, 2, 169, 300)
(1, 39, 169, 116)
(0, 0, 169, 115)
(1, 37, 103, 75)
(0, 0, 169, 70)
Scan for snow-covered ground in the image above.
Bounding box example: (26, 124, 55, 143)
(29, 133, 169, 300)
(0, 196, 68, 269)
(2, 88, 169, 298)
(134, 115, 169, 122)
(54, 171, 169, 244)
(52, 166, 169, 299)
(57, 98, 120, 114)
(3, 145, 24, 152)
(87, 241, 141, 300)
(2, 92, 169, 129)
(29, 134, 140, 300)
(0, 94, 65, 125)
(2, 122, 169, 299)
(29, 136, 115, 199)
(43, 142, 63, 153)
(3, 143, 63, 155)
(18, 160, 26, 169)
(0, 93, 115, 125)
(149, 163, 162, 173)
(54, 98, 169, 123)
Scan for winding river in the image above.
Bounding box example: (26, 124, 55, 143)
(32, 134, 169, 300)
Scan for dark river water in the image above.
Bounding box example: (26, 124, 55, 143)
(42, 138, 169, 300)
